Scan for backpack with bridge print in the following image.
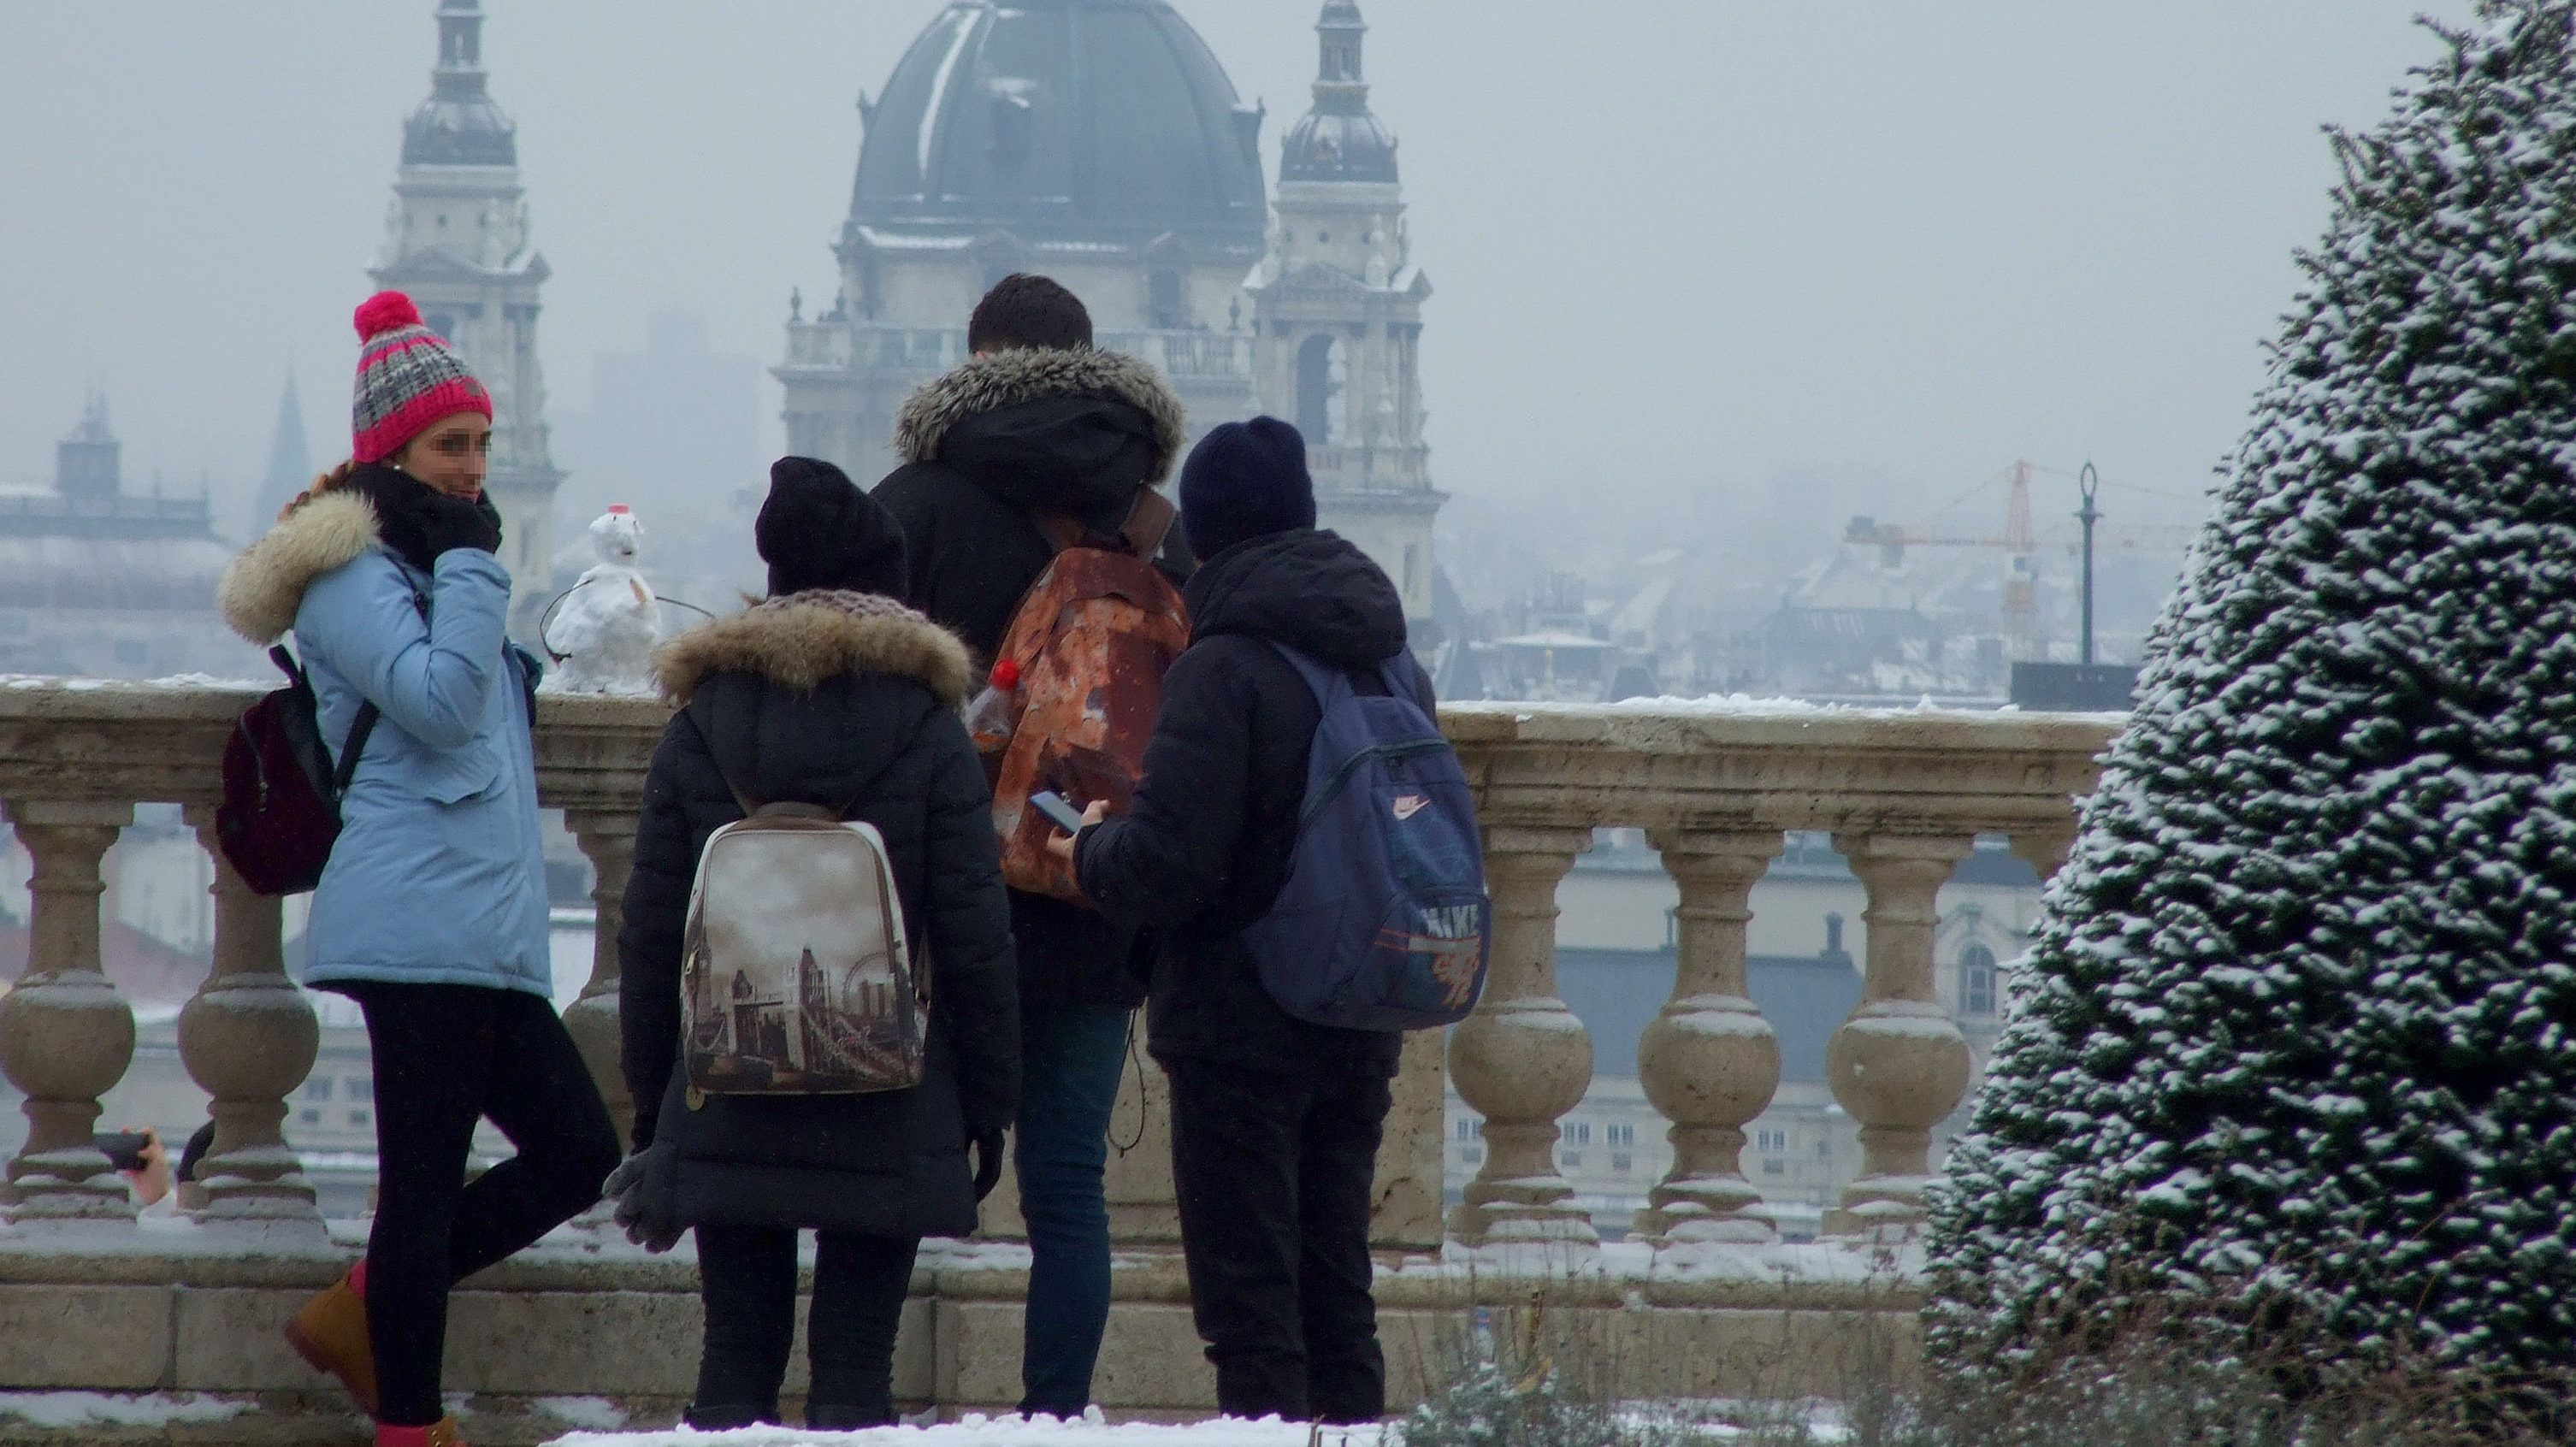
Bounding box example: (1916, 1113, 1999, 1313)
(678, 776, 927, 1098)
(1243, 644, 1492, 1031)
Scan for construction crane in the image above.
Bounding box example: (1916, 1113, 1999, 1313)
(1840, 461, 2201, 662)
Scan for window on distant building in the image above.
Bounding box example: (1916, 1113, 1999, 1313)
(1763, 1159, 1787, 1176)
(349, 1110, 369, 1129)
(1462, 1146, 1482, 1165)
(1610, 1152, 1634, 1174)
(1560, 1151, 1582, 1169)
(304, 1078, 334, 1102)
(1455, 1119, 1474, 1142)
(349, 1078, 373, 1103)
(1960, 943, 1999, 1017)
(1756, 1127, 1788, 1153)
(299, 1108, 321, 1127)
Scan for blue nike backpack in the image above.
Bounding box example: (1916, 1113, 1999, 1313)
(1243, 645, 1492, 1031)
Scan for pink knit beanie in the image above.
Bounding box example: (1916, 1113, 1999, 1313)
(350, 291, 492, 464)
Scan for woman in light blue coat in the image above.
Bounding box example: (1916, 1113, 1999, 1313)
(216, 292, 617, 1447)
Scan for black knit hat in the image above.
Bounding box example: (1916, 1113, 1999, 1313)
(755, 456, 908, 598)
(1179, 416, 1317, 561)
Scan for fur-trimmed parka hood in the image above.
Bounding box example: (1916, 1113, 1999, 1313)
(894, 346, 1187, 486)
(653, 589, 973, 708)
(217, 490, 385, 644)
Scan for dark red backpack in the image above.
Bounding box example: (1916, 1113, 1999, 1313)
(215, 645, 386, 897)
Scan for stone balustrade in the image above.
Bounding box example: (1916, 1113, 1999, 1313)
(0, 679, 2118, 1438)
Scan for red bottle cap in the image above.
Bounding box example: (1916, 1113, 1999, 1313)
(990, 659, 1020, 690)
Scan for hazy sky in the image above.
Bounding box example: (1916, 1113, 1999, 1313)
(0, 1, 2476, 541)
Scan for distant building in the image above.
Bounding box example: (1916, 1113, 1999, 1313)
(777, 0, 1445, 635)
(0, 397, 251, 679)
(252, 372, 314, 540)
(369, 0, 564, 628)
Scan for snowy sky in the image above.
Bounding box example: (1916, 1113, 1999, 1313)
(0, 1, 2475, 538)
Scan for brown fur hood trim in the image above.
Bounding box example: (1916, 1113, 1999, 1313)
(653, 590, 974, 707)
(893, 346, 1188, 482)
(216, 490, 384, 644)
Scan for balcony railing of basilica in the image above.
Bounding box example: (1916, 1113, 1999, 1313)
(780, 319, 1256, 387)
(0, 678, 2118, 1431)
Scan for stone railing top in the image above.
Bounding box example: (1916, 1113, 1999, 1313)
(0, 677, 2123, 834)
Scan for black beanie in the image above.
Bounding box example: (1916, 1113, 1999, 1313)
(755, 456, 908, 598)
(1179, 416, 1317, 561)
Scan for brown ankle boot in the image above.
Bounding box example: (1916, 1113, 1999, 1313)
(283, 1266, 378, 1416)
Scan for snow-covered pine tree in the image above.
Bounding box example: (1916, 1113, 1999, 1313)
(1928, 0, 2576, 1385)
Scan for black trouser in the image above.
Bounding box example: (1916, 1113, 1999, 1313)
(1167, 1058, 1392, 1424)
(340, 981, 621, 1428)
(688, 1224, 921, 1429)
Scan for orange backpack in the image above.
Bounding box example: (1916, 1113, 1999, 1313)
(987, 493, 1191, 902)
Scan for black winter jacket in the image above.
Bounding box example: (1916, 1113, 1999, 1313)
(1074, 530, 1428, 1080)
(871, 346, 1191, 1013)
(617, 591, 1019, 1240)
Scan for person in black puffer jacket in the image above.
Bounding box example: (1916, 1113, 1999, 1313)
(1064, 418, 1426, 1426)
(871, 274, 1190, 1418)
(614, 458, 1019, 1432)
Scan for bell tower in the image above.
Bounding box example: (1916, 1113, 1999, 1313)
(371, 0, 563, 625)
(1250, 0, 1443, 637)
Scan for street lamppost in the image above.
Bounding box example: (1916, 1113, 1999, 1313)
(2077, 461, 2104, 668)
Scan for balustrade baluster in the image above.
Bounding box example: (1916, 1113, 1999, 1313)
(561, 811, 638, 1146)
(1447, 825, 1597, 1247)
(1823, 831, 1973, 1237)
(175, 806, 322, 1224)
(1634, 830, 1782, 1243)
(0, 800, 137, 1220)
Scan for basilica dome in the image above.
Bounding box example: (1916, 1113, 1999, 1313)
(850, 0, 1267, 253)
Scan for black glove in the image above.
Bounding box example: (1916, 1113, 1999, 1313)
(414, 489, 505, 559)
(604, 1148, 682, 1254)
(972, 1129, 1007, 1202)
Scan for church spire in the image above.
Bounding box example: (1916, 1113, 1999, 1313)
(1281, 0, 1397, 184)
(404, 0, 516, 168)
(255, 369, 313, 531)
(1315, 0, 1369, 108)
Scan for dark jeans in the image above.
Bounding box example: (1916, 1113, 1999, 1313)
(688, 1224, 921, 1428)
(1167, 1058, 1392, 1425)
(341, 981, 621, 1429)
(1013, 1001, 1133, 1416)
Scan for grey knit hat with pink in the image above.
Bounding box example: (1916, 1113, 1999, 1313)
(350, 290, 492, 464)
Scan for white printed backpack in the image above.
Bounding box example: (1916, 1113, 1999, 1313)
(680, 781, 926, 1097)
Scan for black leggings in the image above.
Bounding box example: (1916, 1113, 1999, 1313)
(690, 1224, 921, 1428)
(340, 981, 621, 1428)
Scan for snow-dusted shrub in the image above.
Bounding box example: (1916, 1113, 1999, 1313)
(1926, 0, 2576, 1391)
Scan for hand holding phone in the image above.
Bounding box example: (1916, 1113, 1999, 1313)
(1029, 789, 1088, 835)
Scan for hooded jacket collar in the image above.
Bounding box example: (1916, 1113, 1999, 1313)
(894, 346, 1187, 484)
(653, 589, 973, 708)
(217, 489, 388, 644)
(1185, 529, 1411, 671)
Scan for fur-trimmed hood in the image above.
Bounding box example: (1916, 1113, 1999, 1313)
(653, 590, 973, 707)
(217, 490, 385, 644)
(893, 346, 1187, 485)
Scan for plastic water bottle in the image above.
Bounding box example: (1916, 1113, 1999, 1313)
(964, 659, 1022, 757)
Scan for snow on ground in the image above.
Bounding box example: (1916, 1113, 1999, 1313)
(545, 1415, 1386, 1447)
(0, 1393, 249, 1427)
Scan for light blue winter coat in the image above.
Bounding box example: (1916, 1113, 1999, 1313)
(216, 488, 552, 996)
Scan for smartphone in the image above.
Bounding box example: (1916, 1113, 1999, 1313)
(95, 1131, 152, 1173)
(1029, 789, 1088, 835)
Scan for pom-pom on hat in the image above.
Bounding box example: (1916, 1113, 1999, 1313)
(350, 290, 493, 464)
(756, 456, 909, 599)
(1179, 416, 1317, 561)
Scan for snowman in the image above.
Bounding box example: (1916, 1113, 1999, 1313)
(545, 505, 662, 694)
